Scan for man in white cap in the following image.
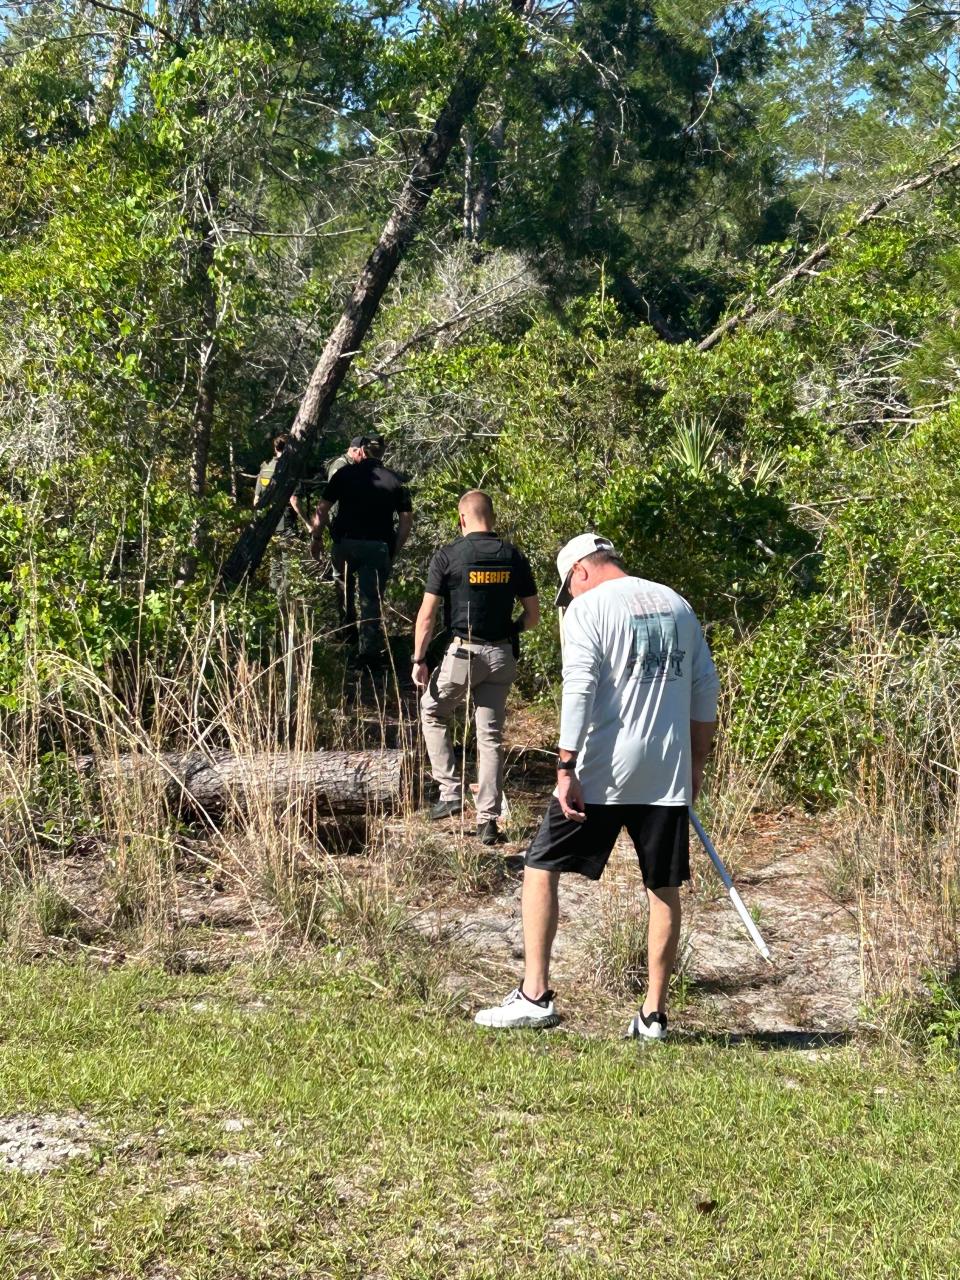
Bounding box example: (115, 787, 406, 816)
(475, 533, 720, 1038)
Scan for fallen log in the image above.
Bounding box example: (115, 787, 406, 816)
(79, 749, 408, 821)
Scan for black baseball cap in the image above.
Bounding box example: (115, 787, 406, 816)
(348, 435, 368, 449)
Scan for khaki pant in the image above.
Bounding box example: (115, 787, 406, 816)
(420, 639, 517, 823)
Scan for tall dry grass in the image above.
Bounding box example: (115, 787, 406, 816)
(841, 623, 960, 998)
(0, 594, 431, 965)
(3, 541, 959, 1008)
(706, 542, 960, 1000)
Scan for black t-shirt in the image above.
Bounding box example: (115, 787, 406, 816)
(323, 459, 412, 546)
(426, 532, 537, 643)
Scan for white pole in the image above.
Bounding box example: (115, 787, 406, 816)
(689, 808, 772, 963)
(284, 607, 296, 745)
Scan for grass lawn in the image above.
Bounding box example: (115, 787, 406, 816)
(0, 959, 957, 1279)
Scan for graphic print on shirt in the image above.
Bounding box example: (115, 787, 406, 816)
(629, 590, 685, 682)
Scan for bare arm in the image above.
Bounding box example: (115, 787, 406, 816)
(290, 493, 312, 531)
(555, 747, 586, 823)
(411, 592, 441, 688)
(394, 510, 413, 557)
(690, 719, 717, 805)
(517, 594, 540, 632)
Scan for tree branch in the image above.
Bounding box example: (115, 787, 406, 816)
(83, 0, 186, 53)
(612, 271, 683, 343)
(698, 142, 960, 353)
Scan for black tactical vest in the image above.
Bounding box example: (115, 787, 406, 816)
(445, 534, 518, 642)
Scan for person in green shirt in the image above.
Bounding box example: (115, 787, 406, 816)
(254, 434, 307, 596)
(325, 435, 368, 482)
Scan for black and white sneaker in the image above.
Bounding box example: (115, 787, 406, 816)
(625, 1008, 668, 1041)
(474, 986, 559, 1029)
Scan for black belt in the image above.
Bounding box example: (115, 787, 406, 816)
(452, 633, 510, 645)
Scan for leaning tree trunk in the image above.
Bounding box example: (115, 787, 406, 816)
(612, 271, 682, 344)
(220, 0, 528, 586)
(81, 748, 408, 822)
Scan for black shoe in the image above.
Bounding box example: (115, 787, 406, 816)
(477, 820, 500, 846)
(430, 798, 463, 821)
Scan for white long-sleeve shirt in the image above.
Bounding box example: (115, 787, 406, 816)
(559, 576, 720, 805)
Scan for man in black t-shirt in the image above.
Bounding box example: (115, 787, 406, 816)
(310, 436, 413, 661)
(412, 490, 539, 845)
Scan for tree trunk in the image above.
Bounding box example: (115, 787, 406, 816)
(93, 15, 134, 125)
(466, 113, 506, 241)
(612, 271, 683, 343)
(81, 748, 408, 821)
(462, 127, 475, 238)
(189, 224, 218, 503)
(178, 0, 220, 582)
(220, 0, 527, 586)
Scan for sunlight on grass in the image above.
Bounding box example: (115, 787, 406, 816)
(0, 961, 958, 1279)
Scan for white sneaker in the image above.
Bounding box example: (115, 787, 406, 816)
(474, 986, 559, 1030)
(625, 1008, 668, 1041)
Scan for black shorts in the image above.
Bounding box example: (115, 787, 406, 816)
(524, 799, 690, 889)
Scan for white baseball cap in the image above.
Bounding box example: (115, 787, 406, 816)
(554, 533, 618, 607)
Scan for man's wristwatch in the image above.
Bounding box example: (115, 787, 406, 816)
(556, 758, 577, 772)
(412, 656, 426, 664)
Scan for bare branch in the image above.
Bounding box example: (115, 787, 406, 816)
(82, 0, 185, 52)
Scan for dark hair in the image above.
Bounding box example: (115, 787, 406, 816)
(272, 433, 290, 454)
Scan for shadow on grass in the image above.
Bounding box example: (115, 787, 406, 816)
(678, 1029, 854, 1050)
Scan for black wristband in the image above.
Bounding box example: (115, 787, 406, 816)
(556, 758, 577, 772)
(412, 655, 426, 664)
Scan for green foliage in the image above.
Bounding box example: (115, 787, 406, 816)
(1, 0, 960, 815)
(0, 450, 278, 717)
(923, 977, 960, 1058)
(910, 972, 960, 1062)
(721, 597, 867, 804)
(811, 412, 960, 632)
(592, 460, 814, 625)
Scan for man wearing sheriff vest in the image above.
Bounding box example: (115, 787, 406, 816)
(412, 491, 539, 846)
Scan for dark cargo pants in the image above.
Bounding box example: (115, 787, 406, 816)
(332, 538, 391, 657)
